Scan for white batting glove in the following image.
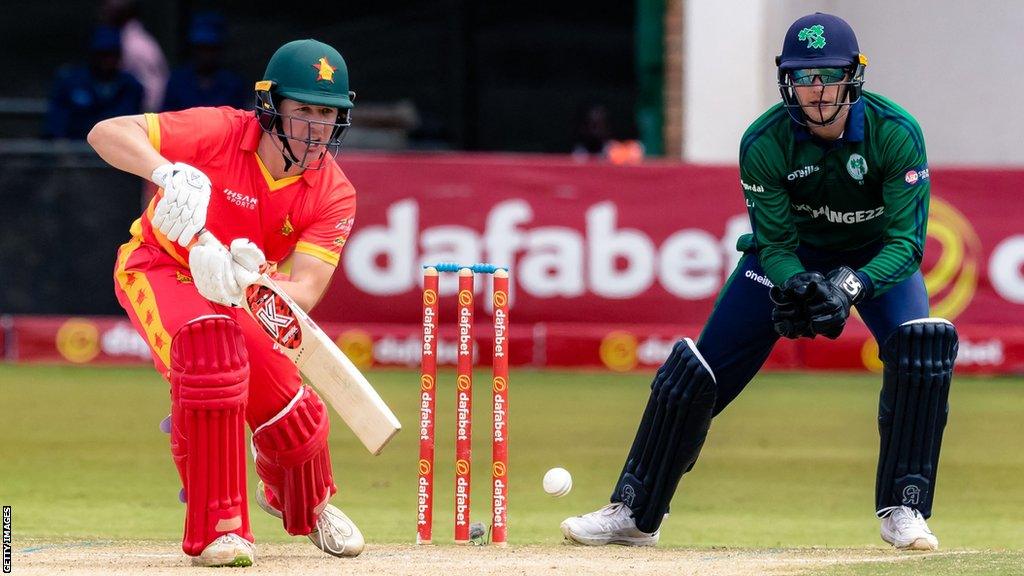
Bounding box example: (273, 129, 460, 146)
(188, 237, 266, 307)
(229, 238, 266, 288)
(151, 162, 211, 247)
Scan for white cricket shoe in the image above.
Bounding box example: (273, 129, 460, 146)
(192, 533, 255, 567)
(880, 506, 939, 551)
(560, 502, 659, 546)
(255, 481, 365, 558)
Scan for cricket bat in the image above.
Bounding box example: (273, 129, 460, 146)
(198, 231, 401, 455)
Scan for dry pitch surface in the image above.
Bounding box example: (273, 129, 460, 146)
(11, 540, 962, 576)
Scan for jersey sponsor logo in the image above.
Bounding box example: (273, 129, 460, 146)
(224, 189, 258, 210)
(905, 167, 929, 185)
(837, 270, 863, 298)
(846, 154, 868, 182)
(786, 164, 820, 181)
(744, 270, 774, 289)
(798, 25, 826, 49)
(792, 203, 885, 224)
(740, 179, 765, 193)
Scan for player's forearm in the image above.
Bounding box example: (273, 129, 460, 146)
(272, 278, 327, 313)
(860, 240, 921, 297)
(758, 246, 805, 287)
(87, 115, 168, 182)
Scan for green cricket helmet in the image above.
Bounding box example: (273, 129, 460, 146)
(255, 39, 355, 169)
(775, 13, 867, 127)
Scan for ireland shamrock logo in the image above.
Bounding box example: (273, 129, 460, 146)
(798, 25, 826, 49)
(847, 154, 868, 182)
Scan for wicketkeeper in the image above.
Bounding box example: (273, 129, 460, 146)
(562, 13, 956, 552)
(89, 39, 362, 567)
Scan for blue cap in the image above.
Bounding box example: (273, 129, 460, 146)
(90, 25, 122, 52)
(188, 11, 225, 46)
(777, 13, 859, 70)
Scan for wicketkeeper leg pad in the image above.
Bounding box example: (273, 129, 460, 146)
(253, 385, 336, 536)
(170, 315, 252, 556)
(876, 318, 958, 519)
(611, 338, 717, 533)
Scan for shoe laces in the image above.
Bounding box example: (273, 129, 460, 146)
(312, 507, 353, 556)
(888, 506, 928, 532)
(588, 503, 633, 531)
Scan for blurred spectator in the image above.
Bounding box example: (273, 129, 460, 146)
(572, 103, 612, 159)
(102, 0, 168, 112)
(44, 26, 144, 139)
(162, 11, 248, 111)
(571, 103, 644, 164)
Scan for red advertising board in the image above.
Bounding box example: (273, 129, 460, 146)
(4, 155, 1024, 375)
(322, 154, 1024, 331)
(4, 315, 1023, 375)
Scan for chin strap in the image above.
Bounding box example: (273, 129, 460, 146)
(273, 117, 301, 171)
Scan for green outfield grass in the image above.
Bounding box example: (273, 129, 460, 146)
(2, 364, 1022, 564)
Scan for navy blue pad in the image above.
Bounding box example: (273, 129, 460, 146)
(612, 338, 716, 533)
(876, 319, 958, 519)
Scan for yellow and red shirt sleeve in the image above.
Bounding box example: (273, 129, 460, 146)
(143, 106, 235, 161)
(138, 107, 237, 266)
(295, 182, 356, 267)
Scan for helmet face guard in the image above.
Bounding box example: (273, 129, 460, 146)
(775, 13, 866, 128)
(777, 60, 865, 127)
(255, 82, 353, 170)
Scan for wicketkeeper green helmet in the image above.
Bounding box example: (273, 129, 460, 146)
(255, 39, 355, 169)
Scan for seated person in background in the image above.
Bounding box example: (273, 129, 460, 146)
(571, 102, 644, 164)
(44, 26, 143, 139)
(162, 11, 248, 111)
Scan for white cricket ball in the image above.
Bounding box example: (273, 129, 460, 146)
(542, 467, 573, 497)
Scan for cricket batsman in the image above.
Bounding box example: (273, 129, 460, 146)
(89, 39, 362, 566)
(562, 13, 957, 551)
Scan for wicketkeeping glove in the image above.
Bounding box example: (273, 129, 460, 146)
(805, 266, 867, 340)
(151, 162, 211, 247)
(770, 271, 828, 339)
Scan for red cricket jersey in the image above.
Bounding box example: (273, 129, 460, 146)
(132, 107, 356, 268)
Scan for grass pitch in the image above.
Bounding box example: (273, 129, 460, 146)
(1, 364, 1022, 574)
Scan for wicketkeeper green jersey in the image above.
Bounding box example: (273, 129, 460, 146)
(737, 91, 930, 297)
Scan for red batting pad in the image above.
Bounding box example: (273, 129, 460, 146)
(170, 316, 252, 555)
(253, 386, 336, 535)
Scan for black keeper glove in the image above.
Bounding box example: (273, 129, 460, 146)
(770, 271, 828, 339)
(806, 266, 867, 340)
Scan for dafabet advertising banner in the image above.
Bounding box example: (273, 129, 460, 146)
(7, 155, 1024, 373)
